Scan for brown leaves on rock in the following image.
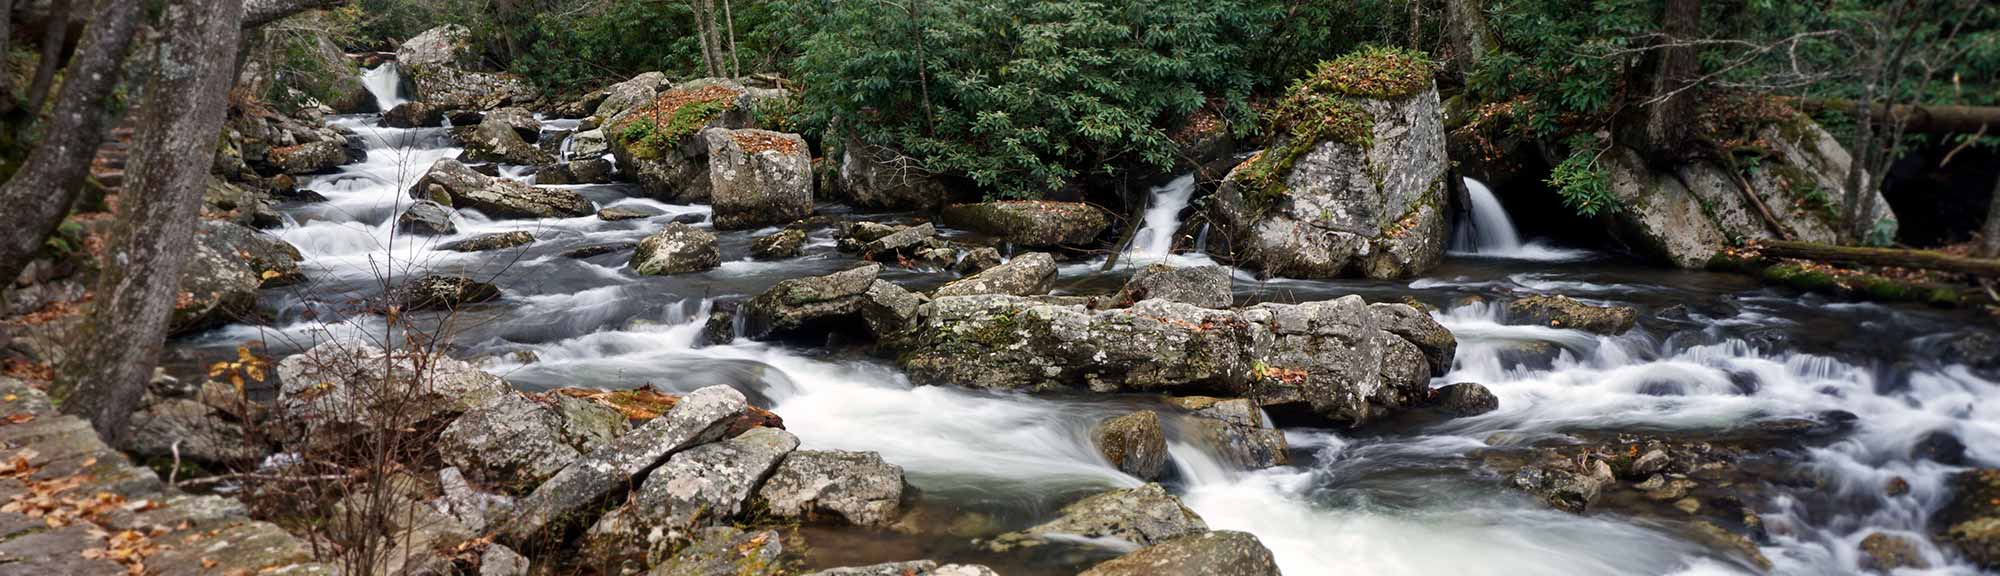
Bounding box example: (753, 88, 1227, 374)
(730, 130, 800, 155)
(542, 387, 785, 434)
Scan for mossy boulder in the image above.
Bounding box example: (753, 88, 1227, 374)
(1935, 468, 2000, 569)
(629, 222, 721, 275)
(704, 128, 813, 230)
(1505, 294, 1637, 335)
(606, 78, 789, 203)
(1093, 410, 1168, 480)
(1206, 48, 1448, 280)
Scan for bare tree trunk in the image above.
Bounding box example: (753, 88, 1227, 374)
(1983, 172, 2000, 258)
(910, 0, 934, 131)
(0, 0, 143, 299)
(1632, 0, 1699, 166)
(23, 0, 73, 113)
(722, 0, 739, 78)
(691, 0, 722, 77)
(1442, 0, 1495, 81)
(57, 0, 244, 443)
(1407, 0, 1423, 50)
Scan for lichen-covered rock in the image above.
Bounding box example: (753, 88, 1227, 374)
(396, 274, 502, 310)
(173, 221, 302, 333)
(858, 222, 936, 258)
(485, 108, 542, 142)
(396, 24, 537, 110)
(990, 483, 1206, 551)
(597, 206, 659, 221)
(753, 449, 906, 527)
(1094, 411, 1168, 481)
(631, 222, 721, 275)
(1368, 302, 1455, 376)
(897, 295, 1447, 424)
(1935, 468, 2000, 569)
(1429, 382, 1498, 416)
(632, 427, 798, 532)
(502, 385, 749, 548)
(570, 129, 611, 159)
(266, 140, 349, 175)
(274, 340, 509, 433)
(1858, 532, 1931, 572)
(462, 112, 554, 166)
(934, 252, 1055, 297)
(409, 159, 593, 218)
(607, 78, 788, 202)
(537, 158, 614, 185)
(439, 392, 581, 494)
(1509, 456, 1615, 513)
(382, 101, 445, 128)
(1506, 294, 1637, 335)
(837, 137, 953, 212)
(705, 128, 813, 230)
(1113, 264, 1231, 308)
(595, 72, 669, 121)
(481, 544, 531, 576)
(1602, 146, 1729, 268)
(751, 227, 807, 260)
(545, 393, 632, 451)
(125, 398, 264, 466)
(942, 201, 1110, 248)
(645, 526, 784, 576)
(397, 199, 457, 235)
(1080, 530, 1280, 576)
(1206, 52, 1447, 280)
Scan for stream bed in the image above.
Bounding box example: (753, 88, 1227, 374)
(162, 71, 1999, 576)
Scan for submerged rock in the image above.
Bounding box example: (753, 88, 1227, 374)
(1080, 530, 1280, 576)
(502, 385, 749, 549)
(705, 128, 813, 230)
(942, 201, 1110, 248)
(933, 252, 1056, 297)
(440, 230, 535, 252)
(897, 295, 1452, 424)
(409, 159, 593, 219)
(990, 483, 1206, 551)
(1428, 382, 1498, 416)
(753, 449, 906, 527)
(1506, 294, 1637, 335)
(1113, 264, 1231, 308)
(1094, 411, 1168, 481)
(630, 223, 721, 275)
(740, 264, 918, 341)
(751, 227, 807, 260)
(1935, 468, 2000, 569)
(1509, 455, 1616, 513)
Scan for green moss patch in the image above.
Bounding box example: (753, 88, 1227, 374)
(610, 85, 742, 160)
(1236, 46, 1434, 213)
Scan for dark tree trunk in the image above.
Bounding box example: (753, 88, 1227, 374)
(0, 0, 14, 112)
(57, 0, 245, 443)
(23, 0, 72, 113)
(1632, 0, 1699, 167)
(1983, 172, 2000, 258)
(0, 0, 143, 300)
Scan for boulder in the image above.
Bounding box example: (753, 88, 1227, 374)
(1079, 531, 1280, 576)
(439, 392, 582, 493)
(545, 393, 632, 451)
(435, 467, 517, 533)
(606, 78, 787, 202)
(1934, 468, 2000, 569)
(396, 24, 537, 110)
(397, 200, 457, 235)
(1858, 532, 1930, 572)
(704, 128, 813, 230)
(502, 385, 749, 548)
(203, 177, 282, 228)
(751, 227, 807, 260)
(174, 222, 302, 333)
(440, 230, 535, 252)
(570, 129, 611, 160)
(644, 527, 784, 576)
(630, 223, 721, 275)
(462, 112, 553, 166)
(837, 137, 953, 212)
(1113, 264, 1230, 308)
(266, 140, 349, 175)
(941, 201, 1110, 248)
(1168, 397, 1288, 469)
(934, 252, 1056, 297)
(273, 340, 509, 433)
(537, 158, 614, 185)
(1505, 294, 1637, 335)
(753, 449, 906, 527)
(597, 206, 659, 221)
(480, 545, 531, 576)
(861, 223, 937, 258)
(805, 562, 999, 576)
(1206, 51, 1448, 279)
(1094, 411, 1168, 481)
(1368, 302, 1455, 376)
(594, 72, 668, 120)
(125, 397, 263, 467)
(485, 107, 542, 142)
(1428, 382, 1498, 417)
(593, 428, 798, 560)
(396, 274, 502, 310)
(1509, 456, 1615, 513)
(990, 483, 1206, 551)
(382, 101, 444, 128)
(740, 264, 921, 340)
(409, 159, 593, 219)
(897, 295, 1448, 424)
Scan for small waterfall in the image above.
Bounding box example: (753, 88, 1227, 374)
(1128, 174, 1199, 259)
(361, 63, 407, 112)
(1452, 177, 1523, 254)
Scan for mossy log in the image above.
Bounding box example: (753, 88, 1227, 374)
(1754, 240, 2000, 278)
(1799, 99, 2000, 135)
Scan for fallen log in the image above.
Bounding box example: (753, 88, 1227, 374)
(1798, 99, 1999, 135)
(1754, 240, 2000, 277)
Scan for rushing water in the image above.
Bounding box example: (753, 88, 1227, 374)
(1452, 177, 1592, 262)
(360, 62, 407, 112)
(164, 65, 2000, 575)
